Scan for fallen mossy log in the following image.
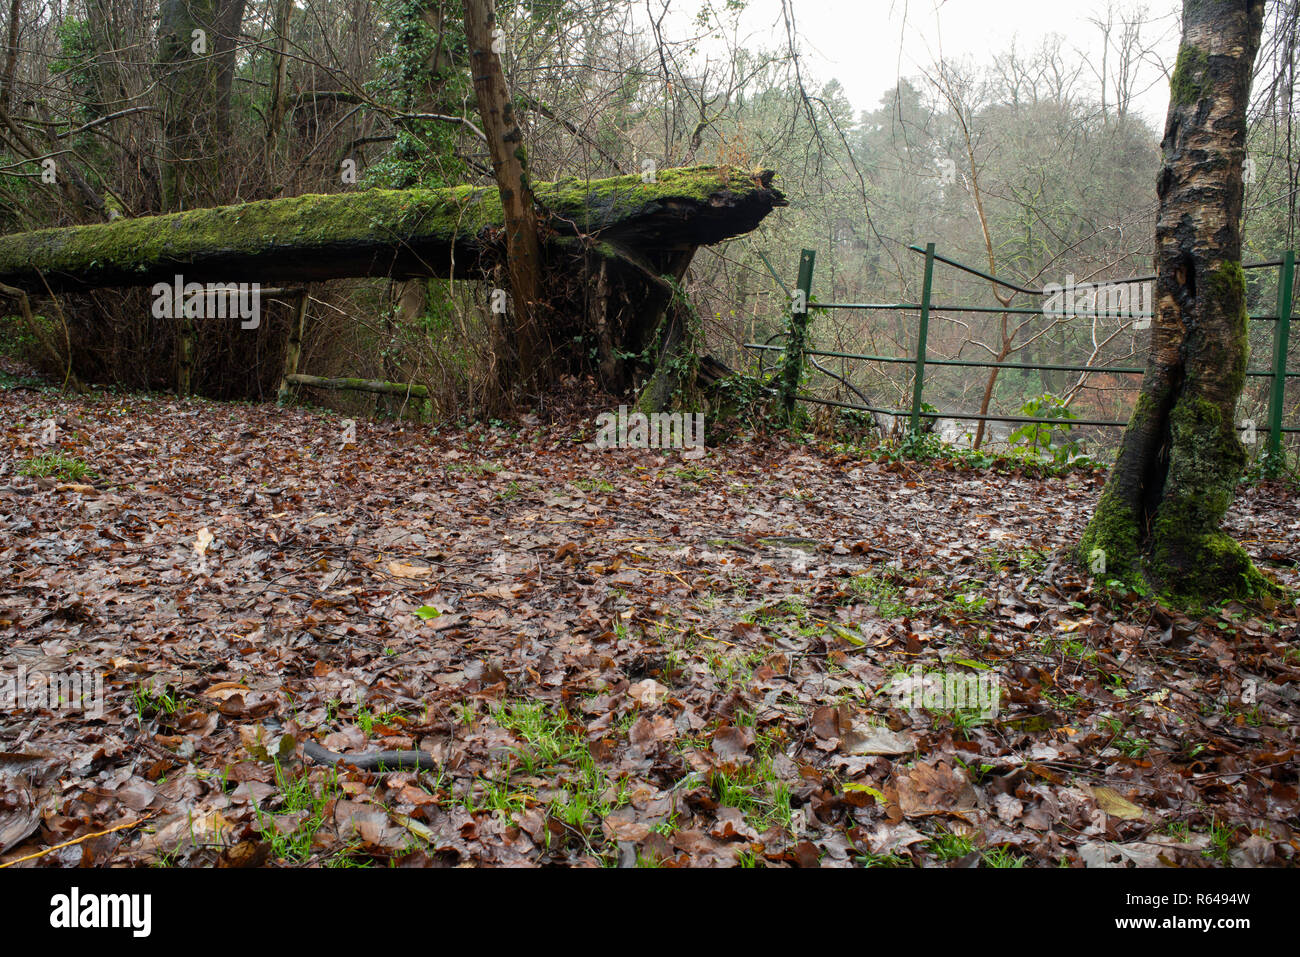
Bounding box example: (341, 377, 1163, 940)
(0, 166, 785, 293)
(285, 373, 428, 397)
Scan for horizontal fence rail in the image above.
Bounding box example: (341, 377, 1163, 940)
(749, 245, 1299, 455)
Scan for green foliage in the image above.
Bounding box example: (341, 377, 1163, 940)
(926, 829, 976, 861)
(0, 313, 38, 360)
(826, 426, 1105, 478)
(491, 700, 628, 848)
(707, 727, 795, 835)
(894, 429, 943, 461)
(1202, 818, 1238, 866)
(254, 765, 349, 865)
(826, 408, 877, 442)
(572, 477, 615, 494)
(132, 681, 182, 723)
(855, 850, 910, 868)
(707, 371, 783, 438)
(1007, 392, 1084, 465)
(982, 846, 1027, 868)
(845, 569, 923, 618)
(364, 0, 470, 190)
(52, 18, 105, 118)
(18, 453, 93, 481)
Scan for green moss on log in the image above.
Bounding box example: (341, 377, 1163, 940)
(0, 166, 784, 292)
(285, 373, 428, 396)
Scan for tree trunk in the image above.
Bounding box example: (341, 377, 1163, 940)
(629, 249, 697, 411)
(265, 0, 294, 159)
(212, 0, 247, 138)
(1078, 0, 1275, 607)
(157, 0, 245, 395)
(157, 0, 230, 211)
(463, 0, 544, 388)
(0, 0, 20, 114)
(378, 279, 424, 418)
(971, 336, 1010, 450)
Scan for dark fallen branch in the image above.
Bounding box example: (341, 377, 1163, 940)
(302, 740, 438, 772)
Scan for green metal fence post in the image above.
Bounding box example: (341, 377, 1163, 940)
(1266, 249, 1295, 474)
(781, 248, 816, 421)
(909, 242, 936, 436)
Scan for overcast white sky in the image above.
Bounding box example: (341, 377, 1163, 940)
(632, 0, 1185, 126)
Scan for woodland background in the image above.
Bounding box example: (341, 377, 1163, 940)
(0, 0, 1297, 453)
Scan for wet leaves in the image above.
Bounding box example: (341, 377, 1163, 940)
(0, 388, 1296, 867)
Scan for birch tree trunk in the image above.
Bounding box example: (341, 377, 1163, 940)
(1079, 0, 1276, 607)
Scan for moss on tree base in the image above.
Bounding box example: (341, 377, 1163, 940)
(1079, 396, 1285, 612)
(1077, 487, 1142, 582)
(1080, 523, 1282, 613)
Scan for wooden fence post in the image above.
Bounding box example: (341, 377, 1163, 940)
(276, 287, 309, 405)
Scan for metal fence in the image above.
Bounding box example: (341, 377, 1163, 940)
(746, 244, 1297, 466)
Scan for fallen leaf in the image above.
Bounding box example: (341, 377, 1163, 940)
(1084, 785, 1144, 821)
(388, 561, 432, 579)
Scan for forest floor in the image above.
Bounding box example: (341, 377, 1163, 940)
(1, 381, 1298, 868)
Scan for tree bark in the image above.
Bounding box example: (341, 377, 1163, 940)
(276, 288, 309, 404)
(463, 0, 545, 387)
(1079, 0, 1274, 607)
(265, 0, 294, 159)
(0, 0, 20, 115)
(157, 0, 245, 395)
